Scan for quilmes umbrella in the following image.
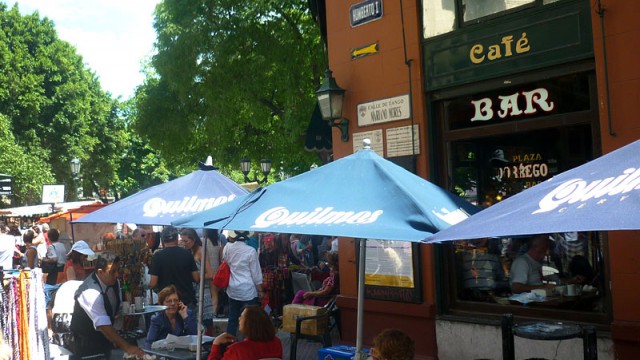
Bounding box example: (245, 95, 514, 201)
(74, 164, 247, 226)
(173, 141, 479, 358)
(426, 139, 640, 243)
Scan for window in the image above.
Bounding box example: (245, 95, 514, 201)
(423, 0, 567, 39)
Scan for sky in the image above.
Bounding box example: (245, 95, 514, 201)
(2, 0, 161, 99)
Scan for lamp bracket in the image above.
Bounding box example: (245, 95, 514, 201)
(330, 118, 349, 142)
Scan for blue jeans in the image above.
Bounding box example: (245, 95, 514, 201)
(226, 297, 259, 337)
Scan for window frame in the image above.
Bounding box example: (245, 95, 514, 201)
(430, 67, 612, 327)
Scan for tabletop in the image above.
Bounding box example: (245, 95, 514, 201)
(127, 305, 168, 316)
(513, 321, 583, 340)
(144, 347, 208, 360)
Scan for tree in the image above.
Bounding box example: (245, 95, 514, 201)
(0, 4, 130, 204)
(0, 114, 55, 204)
(135, 0, 324, 176)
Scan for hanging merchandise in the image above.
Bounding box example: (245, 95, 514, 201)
(1, 268, 50, 360)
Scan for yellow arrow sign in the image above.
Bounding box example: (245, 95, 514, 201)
(351, 42, 379, 59)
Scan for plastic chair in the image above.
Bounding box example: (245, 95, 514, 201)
(291, 271, 314, 294)
(288, 297, 340, 360)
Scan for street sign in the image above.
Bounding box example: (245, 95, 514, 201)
(0, 174, 12, 196)
(350, 0, 383, 28)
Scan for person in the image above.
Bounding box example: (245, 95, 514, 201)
(144, 285, 197, 349)
(149, 226, 200, 309)
(224, 230, 264, 337)
(460, 238, 506, 300)
(203, 228, 223, 318)
(296, 235, 314, 267)
(291, 251, 339, 307)
(69, 251, 145, 358)
(0, 224, 19, 270)
(58, 241, 95, 283)
(32, 224, 49, 263)
(369, 328, 415, 360)
(510, 234, 586, 294)
(22, 229, 39, 269)
(43, 228, 67, 285)
(179, 228, 214, 327)
(207, 305, 282, 360)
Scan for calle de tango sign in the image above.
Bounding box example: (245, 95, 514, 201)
(358, 94, 410, 126)
(533, 168, 640, 214)
(143, 195, 238, 218)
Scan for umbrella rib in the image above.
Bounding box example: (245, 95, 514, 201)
(205, 187, 267, 229)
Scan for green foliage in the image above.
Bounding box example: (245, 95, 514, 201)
(0, 114, 55, 204)
(0, 4, 148, 205)
(135, 0, 324, 176)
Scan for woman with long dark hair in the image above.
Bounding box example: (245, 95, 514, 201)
(180, 228, 214, 328)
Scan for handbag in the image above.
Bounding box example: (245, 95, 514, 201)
(213, 260, 231, 289)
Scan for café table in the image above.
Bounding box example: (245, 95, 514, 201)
(144, 347, 209, 360)
(502, 313, 597, 360)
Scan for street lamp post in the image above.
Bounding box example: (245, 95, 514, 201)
(70, 158, 81, 200)
(240, 158, 272, 184)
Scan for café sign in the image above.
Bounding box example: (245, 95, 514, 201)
(350, 0, 383, 27)
(358, 94, 410, 126)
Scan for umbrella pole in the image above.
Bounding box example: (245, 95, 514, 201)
(355, 238, 367, 359)
(196, 236, 207, 359)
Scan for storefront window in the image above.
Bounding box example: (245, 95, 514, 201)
(434, 67, 609, 322)
(441, 127, 608, 320)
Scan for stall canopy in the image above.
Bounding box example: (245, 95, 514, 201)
(73, 166, 248, 226)
(39, 202, 108, 223)
(425, 139, 640, 242)
(0, 201, 99, 218)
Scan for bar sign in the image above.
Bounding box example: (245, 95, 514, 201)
(350, 0, 383, 28)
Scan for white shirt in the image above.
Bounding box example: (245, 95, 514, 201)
(223, 240, 263, 301)
(77, 276, 120, 329)
(331, 238, 339, 252)
(0, 233, 15, 270)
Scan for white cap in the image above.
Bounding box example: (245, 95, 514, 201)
(67, 240, 95, 257)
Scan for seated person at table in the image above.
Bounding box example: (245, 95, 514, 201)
(291, 251, 339, 307)
(369, 328, 415, 360)
(510, 235, 586, 294)
(208, 305, 282, 360)
(144, 285, 197, 349)
(461, 238, 508, 300)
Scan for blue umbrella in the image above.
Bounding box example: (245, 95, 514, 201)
(173, 147, 478, 241)
(173, 142, 479, 358)
(74, 168, 247, 226)
(426, 139, 640, 243)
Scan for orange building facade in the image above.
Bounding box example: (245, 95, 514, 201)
(324, 0, 640, 358)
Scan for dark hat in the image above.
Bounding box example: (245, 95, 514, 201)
(489, 149, 508, 166)
(161, 226, 179, 242)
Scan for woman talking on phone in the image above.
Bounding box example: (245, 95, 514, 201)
(144, 285, 198, 349)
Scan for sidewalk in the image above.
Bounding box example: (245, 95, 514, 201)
(278, 325, 341, 360)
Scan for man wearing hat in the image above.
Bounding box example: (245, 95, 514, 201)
(149, 226, 200, 309)
(69, 251, 145, 358)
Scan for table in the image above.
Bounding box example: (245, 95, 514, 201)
(501, 313, 597, 360)
(127, 305, 167, 316)
(144, 347, 209, 360)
